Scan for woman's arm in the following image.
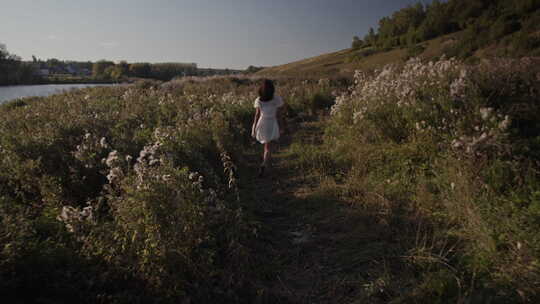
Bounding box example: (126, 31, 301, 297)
(252, 108, 260, 138)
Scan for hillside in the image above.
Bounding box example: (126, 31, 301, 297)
(258, 0, 540, 77)
(257, 31, 540, 78)
(2, 57, 540, 302)
(257, 34, 457, 77)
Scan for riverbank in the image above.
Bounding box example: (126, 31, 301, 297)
(40, 76, 118, 85)
(0, 83, 117, 104)
(0, 76, 119, 87)
(1, 61, 539, 302)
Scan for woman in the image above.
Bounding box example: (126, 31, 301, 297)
(251, 79, 285, 177)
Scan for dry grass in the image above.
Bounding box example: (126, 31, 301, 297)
(256, 33, 462, 78)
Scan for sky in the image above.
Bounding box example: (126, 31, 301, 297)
(1, 0, 431, 69)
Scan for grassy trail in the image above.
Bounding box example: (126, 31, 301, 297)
(240, 119, 394, 304)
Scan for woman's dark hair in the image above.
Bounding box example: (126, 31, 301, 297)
(258, 79, 275, 102)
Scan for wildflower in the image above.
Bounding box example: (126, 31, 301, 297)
(100, 137, 109, 148)
(499, 115, 511, 131)
(479, 108, 493, 120)
(451, 139, 462, 149)
(189, 172, 199, 180)
(107, 167, 123, 183)
(353, 112, 364, 123)
(56, 205, 93, 233)
(81, 206, 93, 221)
(104, 150, 119, 167)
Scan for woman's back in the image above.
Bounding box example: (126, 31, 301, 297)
(252, 79, 284, 177)
(255, 96, 283, 119)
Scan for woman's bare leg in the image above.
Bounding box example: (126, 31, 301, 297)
(263, 142, 271, 166)
(258, 142, 271, 177)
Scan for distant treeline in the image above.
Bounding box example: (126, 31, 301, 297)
(353, 0, 540, 58)
(91, 60, 199, 81)
(0, 44, 41, 85)
(0, 43, 245, 86)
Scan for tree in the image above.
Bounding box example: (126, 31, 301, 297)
(0, 43, 38, 85)
(46, 58, 62, 70)
(0, 43, 7, 61)
(104, 65, 122, 80)
(129, 63, 152, 78)
(352, 36, 364, 49)
(117, 61, 130, 76)
(364, 28, 377, 46)
(92, 60, 115, 78)
(245, 65, 264, 74)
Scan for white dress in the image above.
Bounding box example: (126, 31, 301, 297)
(253, 95, 284, 144)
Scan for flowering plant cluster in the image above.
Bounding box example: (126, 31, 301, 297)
(0, 77, 297, 302)
(322, 57, 540, 300)
(329, 57, 538, 159)
(0, 72, 346, 301)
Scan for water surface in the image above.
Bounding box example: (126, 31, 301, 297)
(0, 84, 114, 104)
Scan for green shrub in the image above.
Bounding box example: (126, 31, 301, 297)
(489, 17, 521, 40)
(324, 57, 540, 301)
(0, 82, 259, 302)
(0, 76, 347, 302)
(310, 92, 334, 115)
(406, 44, 426, 59)
(347, 48, 378, 63)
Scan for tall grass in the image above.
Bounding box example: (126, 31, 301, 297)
(0, 76, 339, 302)
(319, 56, 540, 302)
(2, 58, 539, 302)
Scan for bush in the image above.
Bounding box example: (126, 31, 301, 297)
(510, 31, 540, 55)
(327, 57, 540, 301)
(347, 48, 378, 63)
(406, 44, 426, 59)
(311, 92, 334, 115)
(0, 82, 259, 302)
(0, 76, 348, 302)
(489, 17, 521, 40)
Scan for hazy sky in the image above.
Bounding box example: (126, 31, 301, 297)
(1, 0, 430, 69)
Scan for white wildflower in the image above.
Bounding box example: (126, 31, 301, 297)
(100, 137, 109, 148)
(104, 150, 119, 167)
(107, 167, 123, 183)
(499, 115, 511, 131)
(479, 107, 493, 121)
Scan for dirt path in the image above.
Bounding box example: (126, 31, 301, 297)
(240, 119, 391, 304)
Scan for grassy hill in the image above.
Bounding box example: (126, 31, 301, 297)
(2, 55, 540, 302)
(257, 32, 540, 78)
(256, 33, 461, 77)
(257, 0, 540, 78)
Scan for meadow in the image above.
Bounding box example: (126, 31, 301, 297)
(1, 57, 539, 303)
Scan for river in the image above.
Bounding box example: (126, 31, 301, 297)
(0, 84, 115, 104)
